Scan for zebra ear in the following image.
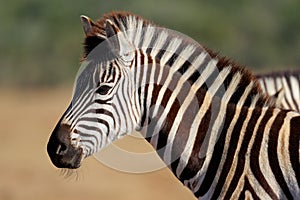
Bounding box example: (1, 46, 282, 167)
(80, 15, 95, 36)
(105, 19, 135, 63)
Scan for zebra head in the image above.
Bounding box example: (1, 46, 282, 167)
(47, 14, 138, 169)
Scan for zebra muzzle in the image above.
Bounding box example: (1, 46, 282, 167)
(47, 123, 83, 169)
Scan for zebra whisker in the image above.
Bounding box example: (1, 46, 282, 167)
(59, 168, 81, 181)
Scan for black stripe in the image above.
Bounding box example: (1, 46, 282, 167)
(71, 91, 94, 123)
(79, 116, 110, 135)
(213, 106, 250, 199)
(249, 108, 278, 199)
(145, 84, 161, 140)
(116, 80, 130, 130)
(268, 110, 293, 199)
(228, 75, 251, 106)
(86, 108, 114, 119)
(78, 124, 102, 136)
(95, 98, 112, 104)
(286, 76, 299, 112)
(195, 99, 236, 196)
(137, 52, 153, 131)
(77, 125, 101, 146)
(272, 77, 279, 95)
(100, 66, 108, 82)
(187, 55, 210, 85)
(179, 89, 209, 181)
(156, 88, 178, 158)
(170, 84, 196, 173)
(290, 116, 300, 187)
(260, 78, 267, 93)
(80, 139, 95, 149)
(166, 53, 178, 68)
(111, 104, 120, 130)
(238, 177, 260, 200)
(138, 54, 146, 125)
(280, 76, 293, 110)
(177, 60, 191, 75)
(138, 85, 147, 129)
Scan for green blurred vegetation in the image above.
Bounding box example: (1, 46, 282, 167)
(1, 0, 299, 87)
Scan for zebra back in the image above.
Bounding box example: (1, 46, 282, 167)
(256, 70, 300, 112)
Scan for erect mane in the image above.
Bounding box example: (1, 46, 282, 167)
(81, 11, 275, 108)
(203, 47, 273, 108)
(82, 11, 153, 58)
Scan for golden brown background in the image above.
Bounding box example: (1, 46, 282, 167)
(0, 87, 196, 200)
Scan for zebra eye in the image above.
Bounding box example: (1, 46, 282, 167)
(96, 85, 112, 95)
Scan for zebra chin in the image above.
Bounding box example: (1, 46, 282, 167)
(47, 122, 84, 169)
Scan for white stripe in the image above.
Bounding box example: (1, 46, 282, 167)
(282, 77, 296, 111)
(150, 55, 214, 148)
(259, 109, 285, 198)
(150, 46, 197, 120)
(243, 169, 272, 200)
(164, 60, 228, 166)
(209, 80, 254, 198)
(132, 52, 141, 118)
(202, 72, 242, 199)
(275, 77, 283, 93)
(69, 90, 95, 129)
(265, 77, 277, 95)
(113, 93, 127, 134)
(133, 20, 144, 47)
(126, 16, 137, 42)
(243, 108, 270, 199)
(140, 26, 155, 50)
(193, 67, 233, 159)
(259, 79, 266, 93)
(290, 76, 300, 111)
(160, 38, 182, 66)
(149, 50, 202, 148)
(278, 111, 300, 197)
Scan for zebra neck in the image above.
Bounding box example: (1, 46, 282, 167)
(140, 96, 300, 198)
(132, 48, 300, 195)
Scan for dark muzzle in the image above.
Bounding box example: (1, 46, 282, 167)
(47, 123, 83, 169)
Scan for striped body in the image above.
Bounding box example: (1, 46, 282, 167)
(47, 12, 300, 199)
(257, 70, 300, 112)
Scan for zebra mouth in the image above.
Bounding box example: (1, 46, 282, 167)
(48, 143, 84, 169)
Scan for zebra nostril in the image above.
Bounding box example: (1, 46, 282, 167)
(56, 143, 68, 155)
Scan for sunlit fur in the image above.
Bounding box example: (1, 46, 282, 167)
(58, 11, 300, 199)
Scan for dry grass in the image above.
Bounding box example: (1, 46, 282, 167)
(0, 87, 195, 200)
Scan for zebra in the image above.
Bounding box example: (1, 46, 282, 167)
(47, 11, 300, 199)
(256, 70, 300, 112)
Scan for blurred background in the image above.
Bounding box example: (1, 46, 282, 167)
(0, 0, 299, 199)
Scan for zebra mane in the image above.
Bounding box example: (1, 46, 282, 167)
(82, 11, 275, 108)
(256, 69, 300, 79)
(82, 11, 152, 58)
